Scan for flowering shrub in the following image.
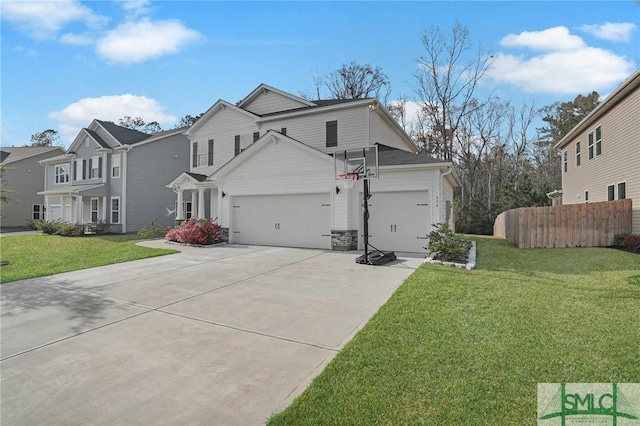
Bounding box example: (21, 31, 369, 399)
(165, 218, 222, 245)
(617, 233, 640, 252)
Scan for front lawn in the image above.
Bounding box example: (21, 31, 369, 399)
(269, 236, 640, 425)
(0, 234, 177, 284)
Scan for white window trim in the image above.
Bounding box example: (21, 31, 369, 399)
(54, 164, 70, 185)
(112, 154, 121, 178)
(75, 159, 84, 181)
(32, 204, 45, 220)
(595, 123, 603, 156)
(90, 197, 100, 222)
(110, 196, 121, 224)
(607, 183, 615, 201)
(91, 155, 99, 179)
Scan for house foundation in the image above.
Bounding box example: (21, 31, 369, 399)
(331, 230, 358, 251)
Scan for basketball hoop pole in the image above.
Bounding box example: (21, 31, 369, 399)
(363, 178, 369, 264)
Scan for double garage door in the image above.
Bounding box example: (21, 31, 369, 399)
(231, 193, 331, 249)
(366, 191, 430, 253)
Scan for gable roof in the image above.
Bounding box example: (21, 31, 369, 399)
(554, 68, 640, 150)
(84, 129, 110, 149)
(185, 100, 259, 136)
(0, 146, 64, 165)
(237, 83, 315, 110)
(95, 120, 149, 145)
(376, 144, 446, 166)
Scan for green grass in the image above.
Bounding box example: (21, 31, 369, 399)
(0, 234, 177, 284)
(269, 236, 640, 425)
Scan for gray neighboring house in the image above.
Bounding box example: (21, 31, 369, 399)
(1, 146, 65, 228)
(38, 119, 189, 233)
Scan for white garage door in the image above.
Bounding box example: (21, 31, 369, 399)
(231, 193, 331, 249)
(366, 191, 430, 253)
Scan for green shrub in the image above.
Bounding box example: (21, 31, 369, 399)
(91, 220, 111, 234)
(35, 220, 62, 235)
(56, 223, 83, 236)
(26, 219, 42, 230)
(137, 218, 166, 239)
(427, 223, 472, 262)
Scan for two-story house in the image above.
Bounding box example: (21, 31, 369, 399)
(167, 84, 461, 252)
(38, 120, 189, 233)
(1, 146, 65, 228)
(553, 68, 639, 234)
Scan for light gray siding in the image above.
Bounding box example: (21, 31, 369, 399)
(2, 151, 62, 227)
(370, 110, 412, 152)
(44, 160, 72, 191)
(242, 91, 309, 115)
(561, 87, 640, 233)
(126, 133, 189, 232)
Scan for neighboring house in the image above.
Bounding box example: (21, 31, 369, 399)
(1, 146, 65, 228)
(38, 120, 189, 233)
(553, 68, 639, 234)
(167, 84, 461, 252)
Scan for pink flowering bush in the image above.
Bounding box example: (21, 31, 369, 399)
(165, 218, 222, 245)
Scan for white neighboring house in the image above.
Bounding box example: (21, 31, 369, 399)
(38, 120, 189, 233)
(167, 84, 461, 252)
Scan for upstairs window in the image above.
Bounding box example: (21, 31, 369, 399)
(563, 151, 568, 173)
(55, 164, 69, 184)
(595, 125, 602, 156)
(326, 121, 337, 148)
(588, 132, 594, 160)
(112, 154, 121, 178)
(607, 184, 615, 201)
(235, 135, 241, 156)
(576, 141, 581, 166)
(74, 159, 85, 181)
(618, 182, 626, 200)
(89, 156, 101, 179)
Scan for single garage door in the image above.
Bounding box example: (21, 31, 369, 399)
(366, 191, 430, 253)
(231, 193, 331, 249)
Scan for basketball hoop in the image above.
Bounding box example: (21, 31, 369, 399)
(338, 172, 359, 189)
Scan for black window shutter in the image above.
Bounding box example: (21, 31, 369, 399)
(208, 139, 214, 166)
(281, 127, 287, 136)
(88, 158, 92, 178)
(234, 135, 240, 156)
(82, 159, 87, 179)
(253, 132, 260, 142)
(73, 161, 77, 180)
(192, 142, 198, 167)
(98, 157, 103, 178)
(326, 121, 337, 148)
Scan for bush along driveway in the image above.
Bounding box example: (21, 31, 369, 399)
(269, 236, 640, 425)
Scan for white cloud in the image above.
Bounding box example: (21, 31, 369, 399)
(489, 47, 633, 94)
(120, 0, 151, 17)
(49, 94, 176, 143)
(95, 18, 202, 64)
(500, 26, 586, 51)
(1, 0, 107, 40)
(578, 22, 637, 43)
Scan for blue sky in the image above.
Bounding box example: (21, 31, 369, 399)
(2, 1, 639, 147)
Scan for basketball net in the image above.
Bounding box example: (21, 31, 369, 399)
(338, 173, 359, 189)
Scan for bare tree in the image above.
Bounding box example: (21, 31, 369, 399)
(300, 62, 391, 102)
(174, 113, 203, 128)
(413, 21, 494, 160)
(118, 116, 162, 133)
(29, 129, 60, 147)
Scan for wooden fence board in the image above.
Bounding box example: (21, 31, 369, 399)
(493, 199, 633, 249)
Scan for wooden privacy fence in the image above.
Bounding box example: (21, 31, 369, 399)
(493, 199, 633, 249)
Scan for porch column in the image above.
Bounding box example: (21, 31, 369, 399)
(77, 196, 83, 223)
(71, 197, 76, 224)
(210, 188, 216, 221)
(44, 195, 49, 221)
(198, 188, 205, 219)
(102, 196, 107, 222)
(61, 196, 68, 222)
(191, 190, 197, 219)
(176, 189, 184, 220)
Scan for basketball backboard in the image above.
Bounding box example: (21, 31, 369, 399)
(334, 146, 378, 180)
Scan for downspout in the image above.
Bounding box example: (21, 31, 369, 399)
(120, 147, 130, 233)
(440, 168, 453, 228)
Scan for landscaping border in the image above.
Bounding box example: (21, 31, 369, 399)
(424, 240, 476, 269)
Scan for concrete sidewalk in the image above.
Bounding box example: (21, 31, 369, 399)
(1, 242, 422, 425)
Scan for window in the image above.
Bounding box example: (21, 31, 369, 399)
(326, 121, 337, 148)
(563, 151, 568, 173)
(234, 135, 241, 156)
(445, 200, 452, 222)
(112, 154, 121, 178)
(55, 164, 70, 184)
(32, 204, 45, 220)
(192, 142, 198, 167)
(185, 202, 192, 219)
(280, 127, 287, 136)
(588, 132, 594, 159)
(595, 125, 602, 156)
(74, 159, 85, 181)
(607, 185, 615, 201)
(584, 191, 589, 202)
(90, 198, 99, 222)
(575, 142, 581, 166)
(618, 182, 626, 200)
(253, 132, 260, 142)
(208, 139, 214, 166)
(111, 197, 120, 224)
(90, 156, 101, 179)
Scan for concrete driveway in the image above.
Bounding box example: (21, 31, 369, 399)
(1, 242, 422, 425)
